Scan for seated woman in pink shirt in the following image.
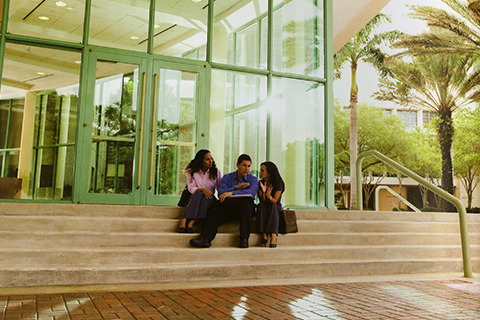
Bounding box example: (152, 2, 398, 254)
(179, 149, 222, 233)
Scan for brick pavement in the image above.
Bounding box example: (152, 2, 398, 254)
(0, 280, 478, 320)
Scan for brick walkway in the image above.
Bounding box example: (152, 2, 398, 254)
(0, 280, 478, 320)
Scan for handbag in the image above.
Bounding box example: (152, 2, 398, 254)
(177, 185, 191, 207)
(279, 208, 298, 234)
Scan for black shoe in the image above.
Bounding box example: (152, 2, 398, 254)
(190, 237, 211, 248)
(178, 227, 186, 233)
(269, 243, 277, 248)
(239, 238, 249, 248)
(186, 227, 194, 233)
(261, 238, 268, 247)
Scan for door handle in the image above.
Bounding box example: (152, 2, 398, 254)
(137, 72, 146, 189)
(149, 73, 158, 190)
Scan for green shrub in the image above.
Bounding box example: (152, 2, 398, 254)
(420, 207, 443, 212)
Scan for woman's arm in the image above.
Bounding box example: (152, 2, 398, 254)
(265, 189, 282, 204)
(186, 171, 199, 194)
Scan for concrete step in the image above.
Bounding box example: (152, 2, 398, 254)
(0, 203, 184, 219)
(0, 258, 477, 287)
(0, 215, 478, 234)
(3, 203, 479, 223)
(0, 231, 477, 248)
(0, 203, 477, 288)
(0, 245, 477, 266)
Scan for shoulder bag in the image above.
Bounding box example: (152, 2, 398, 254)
(177, 185, 191, 207)
(279, 208, 298, 234)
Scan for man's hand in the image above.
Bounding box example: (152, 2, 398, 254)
(235, 182, 250, 190)
(219, 191, 233, 203)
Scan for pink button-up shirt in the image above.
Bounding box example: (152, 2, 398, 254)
(187, 168, 222, 195)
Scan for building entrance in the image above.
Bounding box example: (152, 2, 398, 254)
(74, 51, 207, 205)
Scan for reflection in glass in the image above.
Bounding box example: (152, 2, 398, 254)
(90, 64, 139, 194)
(0, 99, 23, 178)
(271, 77, 325, 206)
(1, 43, 81, 200)
(8, 0, 85, 43)
(90, 0, 149, 52)
(32, 93, 78, 200)
(154, 0, 208, 59)
(272, 0, 324, 77)
(211, 70, 267, 175)
(154, 70, 197, 196)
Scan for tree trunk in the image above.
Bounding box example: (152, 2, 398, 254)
(437, 111, 456, 212)
(349, 62, 358, 210)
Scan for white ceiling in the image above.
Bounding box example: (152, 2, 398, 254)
(333, 0, 391, 53)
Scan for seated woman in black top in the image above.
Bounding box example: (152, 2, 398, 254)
(256, 161, 285, 248)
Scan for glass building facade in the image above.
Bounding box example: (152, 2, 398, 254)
(0, 0, 334, 208)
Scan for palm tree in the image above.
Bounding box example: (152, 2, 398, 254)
(374, 53, 480, 211)
(391, 0, 480, 57)
(334, 13, 401, 209)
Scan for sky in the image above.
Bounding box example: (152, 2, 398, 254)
(333, 0, 451, 107)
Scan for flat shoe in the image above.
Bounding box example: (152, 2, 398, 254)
(239, 238, 249, 248)
(186, 227, 194, 233)
(190, 237, 211, 248)
(178, 227, 186, 233)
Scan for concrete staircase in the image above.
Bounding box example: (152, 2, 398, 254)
(0, 203, 478, 288)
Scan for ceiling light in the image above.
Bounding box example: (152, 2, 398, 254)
(38, 16, 50, 20)
(154, 24, 161, 29)
(55, 1, 67, 7)
(37, 72, 46, 75)
(191, 0, 202, 2)
(18, 77, 25, 80)
(130, 36, 139, 40)
(74, 60, 81, 64)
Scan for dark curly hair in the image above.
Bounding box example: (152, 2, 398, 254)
(186, 149, 218, 180)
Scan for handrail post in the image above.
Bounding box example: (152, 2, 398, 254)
(356, 150, 472, 278)
(375, 186, 421, 213)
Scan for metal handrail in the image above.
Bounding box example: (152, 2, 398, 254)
(375, 186, 421, 213)
(356, 150, 472, 278)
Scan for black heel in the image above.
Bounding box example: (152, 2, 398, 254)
(261, 238, 268, 247)
(269, 234, 277, 248)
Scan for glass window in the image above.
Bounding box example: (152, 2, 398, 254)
(423, 111, 437, 125)
(273, 0, 324, 77)
(89, 63, 139, 195)
(213, 0, 268, 67)
(397, 110, 417, 128)
(271, 77, 325, 207)
(8, 0, 85, 43)
(209, 70, 267, 175)
(1, 43, 81, 200)
(0, 99, 25, 179)
(384, 109, 392, 117)
(154, 0, 208, 59)
(153, 69, 198, 196)
(89, 0, 150, 52)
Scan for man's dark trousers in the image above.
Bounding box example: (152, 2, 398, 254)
(201, 197, 255, 242)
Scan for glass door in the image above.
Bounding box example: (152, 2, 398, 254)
(75, 51, 206, 205)
(145, 61, 206, 206)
